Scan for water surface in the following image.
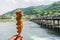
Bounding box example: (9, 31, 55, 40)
(0, 21, 60, 40)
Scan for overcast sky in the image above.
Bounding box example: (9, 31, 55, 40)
(0, 0, 60, 15)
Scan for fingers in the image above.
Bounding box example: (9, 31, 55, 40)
(16, 34, 23, 40)
(9, 34, 23, 40)
(9, 35, 17, 40)
(17, 37, 23, 40)
(17, 37, 21, 40)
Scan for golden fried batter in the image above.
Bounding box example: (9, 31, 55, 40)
(16, 10, 23, 34)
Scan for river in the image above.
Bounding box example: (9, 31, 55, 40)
(0, 21, 60, 40)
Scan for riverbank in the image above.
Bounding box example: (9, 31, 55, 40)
(0, 19, 30, 22)
(0, 19, 16, 22)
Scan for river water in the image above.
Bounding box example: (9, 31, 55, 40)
(0, 21, 60, 40)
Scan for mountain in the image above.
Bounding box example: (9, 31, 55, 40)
(0, 5, 49, 19)
(0, 1, 60, 19)
(45, 1, 60, 15)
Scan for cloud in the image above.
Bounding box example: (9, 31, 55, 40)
(6, 0, 17, 4)
(11, 0, 17, 4)
(50, 0, 60, 1)
(16, 0, 60, 6)
(23, 0, 30, 2)
(9, 0, 60, 7)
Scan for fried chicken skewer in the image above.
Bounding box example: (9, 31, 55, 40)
(16, 10, 23, 34)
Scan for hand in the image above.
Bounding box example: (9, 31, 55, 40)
(9, 34, 23, 40)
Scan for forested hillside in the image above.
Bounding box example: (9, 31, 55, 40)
(0, 1, 60, 19)
(44, 1, 60, 15)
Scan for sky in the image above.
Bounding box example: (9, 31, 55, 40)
(0, 0, 60, 15)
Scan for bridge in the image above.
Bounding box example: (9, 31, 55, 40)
(30, 14, 60, 29)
